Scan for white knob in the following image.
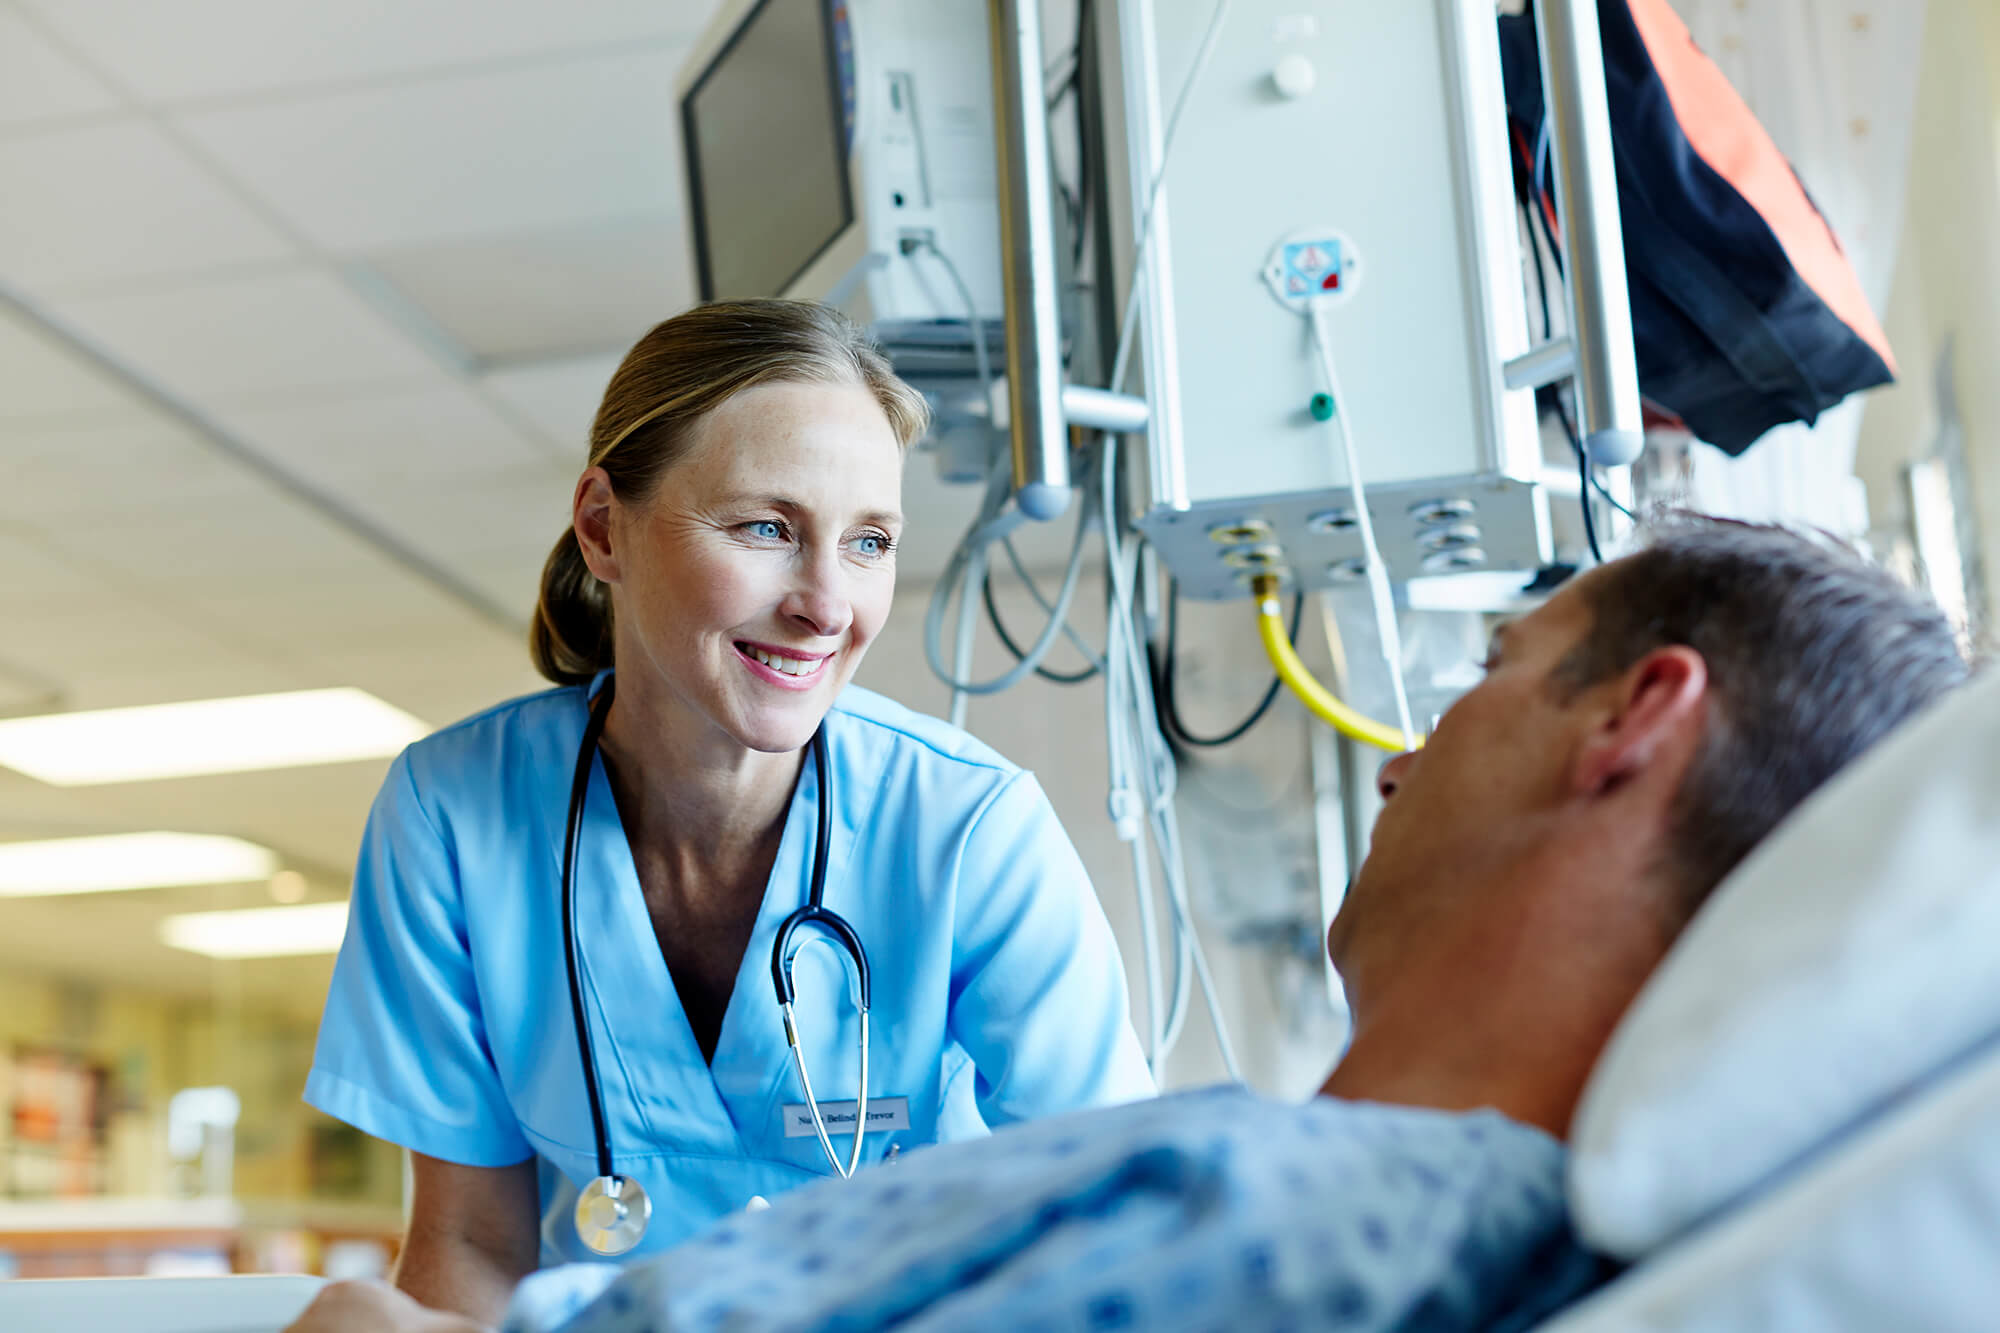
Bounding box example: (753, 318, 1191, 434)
(745, 1195, 771, 1212)
(1272, 53, 1317, 99)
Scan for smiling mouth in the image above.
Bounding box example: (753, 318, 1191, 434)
(736, 642, 831, 680)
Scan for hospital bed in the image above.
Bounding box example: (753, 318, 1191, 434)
(6, 670, 1998, 1331)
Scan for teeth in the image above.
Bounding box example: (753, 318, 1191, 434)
(748, 646, 822, 678)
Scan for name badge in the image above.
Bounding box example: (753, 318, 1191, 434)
(781, 1096, 911, 1139)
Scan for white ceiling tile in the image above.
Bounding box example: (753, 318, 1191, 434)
(213, 382, 556, 493)
(175, 48, 691, 252)
(31, 483, 391, 588)
(0, 119, 297, 289)
(51, 268, 439, 399)
(20, 0, 718, 104)
(374, 464, 575, 551)
(456, 553, 549, 631)
(185, 566, 522, 663)
(0, 303, 151, 423)
(1, 600, 246, 687)
(46, 658, 302, 713)
(309, 635, 550, 722)
(361, 216, 692, 364)
(480, 352, 621, 455)
(0, 6, 121, 126)
(2, 417, 267, 522)
(0, 527, 131, 618)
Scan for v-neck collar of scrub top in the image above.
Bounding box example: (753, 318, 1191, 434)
(542, 671, 858, 1167)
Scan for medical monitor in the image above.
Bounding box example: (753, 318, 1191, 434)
(681, 0, 854, 302)
(677, 0, 1008, 379)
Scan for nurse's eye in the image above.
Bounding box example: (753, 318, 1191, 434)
(742, 519, 788, 543)
(852, 530, 896, 560)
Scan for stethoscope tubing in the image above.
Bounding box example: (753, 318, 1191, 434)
(563, 679, 620, 1182)
(561, 673, 873, 1252)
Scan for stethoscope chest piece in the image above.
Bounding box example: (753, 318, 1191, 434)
(575, 1173, 651, 1256)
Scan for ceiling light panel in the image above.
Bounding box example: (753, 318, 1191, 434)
(0, 832, 279, 897)
(0, 687, 429, 786)
(160, 900, 349, 959)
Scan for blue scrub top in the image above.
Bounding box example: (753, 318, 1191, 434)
(306, 678, 1155, 1263)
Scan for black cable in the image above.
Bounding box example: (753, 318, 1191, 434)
(982, 546, 1099, 685)
(1573, 410, 1604, 565)
(1521, 199, 1554, 344)
(1151, 578, 1305, 749)
(563, 680, 618, 1180)
(1555, 393, 1639, 521)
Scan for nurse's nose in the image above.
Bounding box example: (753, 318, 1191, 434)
(782, 549, 853, 640)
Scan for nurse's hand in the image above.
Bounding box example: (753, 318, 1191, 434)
(284, 1279, 490, 1333)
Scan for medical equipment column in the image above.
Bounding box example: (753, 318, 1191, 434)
(988, 0, 1071, 519)
(1533, 0, 1644, 468)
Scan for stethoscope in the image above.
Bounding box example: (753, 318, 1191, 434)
(561, 674, 872, 1256)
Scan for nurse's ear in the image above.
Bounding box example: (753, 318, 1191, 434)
(573, 467, 625, 586)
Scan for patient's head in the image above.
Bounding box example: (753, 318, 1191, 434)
(1324, 517, 1968, 1129)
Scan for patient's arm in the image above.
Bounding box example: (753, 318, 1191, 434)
(395, 1152, 541, 1325)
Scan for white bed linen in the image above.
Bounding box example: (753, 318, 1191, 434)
(1539, 1035, 2000, 1332)
(1569, 669, 2000, 1256)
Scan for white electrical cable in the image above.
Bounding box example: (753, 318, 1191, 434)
(916, 240, 1099, 697)
(924, 469, 1097, 695)
(914, 0, 1244, 1076)
(1001, 535, 1108, 671)
(911, 239, 996, 432)
(1083, 0, 1243, 1081)
(1305, 299, 1417, 749)
(1107, 0, 1235, 398)
(949, 546, 986, 729)
(1101, 434, 1242, 1083)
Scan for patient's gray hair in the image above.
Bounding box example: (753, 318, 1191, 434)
(1553, 515, 1972, 927)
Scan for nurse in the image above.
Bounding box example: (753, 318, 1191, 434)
(306, 299, 1154, 1323)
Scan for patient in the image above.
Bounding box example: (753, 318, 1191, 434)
(290, 518, 1968, 1333)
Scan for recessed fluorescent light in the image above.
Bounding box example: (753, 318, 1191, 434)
(161, 902, 350, 959)
(0, 833, 280, 898)
(0, 688, 429, 786)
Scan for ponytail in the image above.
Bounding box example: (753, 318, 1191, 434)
(529, 527, 613, 687)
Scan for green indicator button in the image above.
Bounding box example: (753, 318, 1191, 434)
(1309, 393, 1335, 422)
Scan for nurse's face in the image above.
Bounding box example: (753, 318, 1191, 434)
(596, 378, 905, 755)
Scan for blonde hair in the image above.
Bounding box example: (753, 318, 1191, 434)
(530, 300, 930, 687)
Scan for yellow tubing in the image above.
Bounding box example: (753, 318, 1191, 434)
(1251, 574, 1415, 752)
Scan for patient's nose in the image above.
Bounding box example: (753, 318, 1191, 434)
(1377, 750, 1416, 800)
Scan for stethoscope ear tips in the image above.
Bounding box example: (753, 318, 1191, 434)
(576, 1173, 652, 1255)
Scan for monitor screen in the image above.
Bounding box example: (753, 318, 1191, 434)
(682, 0, 854, 301)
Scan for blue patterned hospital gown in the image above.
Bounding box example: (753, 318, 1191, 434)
(501, 1087, 1605, 1333)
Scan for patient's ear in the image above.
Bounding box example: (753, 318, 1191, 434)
(1572, 646, 1707, 796)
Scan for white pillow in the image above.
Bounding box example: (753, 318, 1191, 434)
(1568, 667, 2000, 1259)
